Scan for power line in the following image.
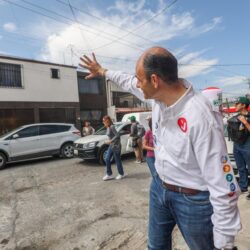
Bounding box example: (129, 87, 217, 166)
(2, 0, 143, 52)
(66, 0, 91, 51)
(2, 0, 178, 53)
(85, 0, 178, 51)
(180, 63, 250, 66)
(55, 0, 164, 46)
(16, 0, 145, 51)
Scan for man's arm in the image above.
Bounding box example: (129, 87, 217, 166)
(192, 120, 241, 249)
(238, 115, 250, 132)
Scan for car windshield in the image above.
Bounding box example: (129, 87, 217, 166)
(94, 123, 124, 135)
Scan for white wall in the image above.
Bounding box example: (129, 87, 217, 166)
(0, 58, 79, 102)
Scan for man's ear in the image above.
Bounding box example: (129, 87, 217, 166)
(150, 74, 159, 88)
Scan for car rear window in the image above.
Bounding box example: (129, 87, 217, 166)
(39, 125, 71, 135)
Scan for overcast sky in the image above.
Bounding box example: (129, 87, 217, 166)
(0, 0, 250, 98)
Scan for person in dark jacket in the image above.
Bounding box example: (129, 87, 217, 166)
(102, 115, 125, 181)
(231, 97, 250, 197)
(129, 115, 143, 163)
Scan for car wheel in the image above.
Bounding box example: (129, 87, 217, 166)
(98, 146, 114, 165)
(0, 152, 7, 170)
(61, 143, 74, 158)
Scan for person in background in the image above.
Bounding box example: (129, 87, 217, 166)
(143, 117, 157, 177)
(102, 115, 125, 181)
(82, 120, 95, 137)
(231, 97, 250, 198)
(129, 115, 144, 163)
(79, 47, 241, 250)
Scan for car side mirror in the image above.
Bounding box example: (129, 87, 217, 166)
(12, 134, 19, 139)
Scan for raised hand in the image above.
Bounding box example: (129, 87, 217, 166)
(238, 115, 247, 125)
(79, 53, 107, 79)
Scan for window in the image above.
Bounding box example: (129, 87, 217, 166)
(16, 126, 39, 138)
(39, 125, 70, 135)
(80, 110, 102, 121)
(78, 78, 102, 94)
(39, 108, 76, 124)
(51, 68, 60, 79)
(0, 109, 34, 136)
(0, 62, 22, 87)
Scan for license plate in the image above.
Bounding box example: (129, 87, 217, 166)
(74, 150, 78, 156)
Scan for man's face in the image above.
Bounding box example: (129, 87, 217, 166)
(135, 60, 156, 99)
(235, 102, 245, 112)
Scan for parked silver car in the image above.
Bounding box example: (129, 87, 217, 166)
(0, 123, 81, 170)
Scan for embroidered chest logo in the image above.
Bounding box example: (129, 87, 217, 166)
(177, 118, 188, 133)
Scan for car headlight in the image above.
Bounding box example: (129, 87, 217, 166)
(81, 141, 97, 149)
(87, 141, 97, 148)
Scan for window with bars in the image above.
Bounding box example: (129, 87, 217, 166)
(51, 68, 60, 79)
(0, 62, 22, 87)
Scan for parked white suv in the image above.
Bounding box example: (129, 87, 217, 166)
(74, 122, 133, 164)
(0, 123, 81, 170)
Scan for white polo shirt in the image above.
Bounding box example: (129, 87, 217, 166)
(106, 70, 241, 249)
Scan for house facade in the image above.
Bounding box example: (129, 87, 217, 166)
(77, 71, 107, 129)
(106, 79, 152, 121)
(0, 55, 80, 135)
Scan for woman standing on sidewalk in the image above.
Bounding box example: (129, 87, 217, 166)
(143, 117, 157, 177)
(102, 115, 125, 181)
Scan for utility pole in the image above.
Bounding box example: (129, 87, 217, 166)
(70, 47, 73, 66)
(247, 78, 250, 89)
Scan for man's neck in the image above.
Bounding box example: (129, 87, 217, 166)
(157, 80, 188, 106)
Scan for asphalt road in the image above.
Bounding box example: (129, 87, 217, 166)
(0, 156, 249, 250)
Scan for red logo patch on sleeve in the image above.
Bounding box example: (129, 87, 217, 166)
(177, 118, 188, 133)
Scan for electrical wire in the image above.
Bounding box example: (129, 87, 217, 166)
(2, 0, 144, 52)
(18, 0, 145, 51)
(83, 0, 178, 51)
(55, 0, 166, 47)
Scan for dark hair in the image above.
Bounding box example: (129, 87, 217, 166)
(102, 115, 113, 126)
(148, 118, 152, 131)
(143, 52, 178, 83)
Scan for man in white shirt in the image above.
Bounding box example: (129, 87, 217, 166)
(79, 47, 241, 250)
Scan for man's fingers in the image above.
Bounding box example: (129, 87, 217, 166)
(78, 63, 91, 70)
(83, 55, 92, 63)
(85, 73, 94, 79)
(92, 53, 97, 63)
(80, 57, 91, 66)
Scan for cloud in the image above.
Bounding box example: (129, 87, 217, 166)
(178, 50, 218, 78)
(212, 76, 249, 98)
(188, 17, 223, 37)
(3, 22, 17, 32)
(37, 0, 221, 76)
(108, 0, 146, 14)
(217, 76, 246, 87)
